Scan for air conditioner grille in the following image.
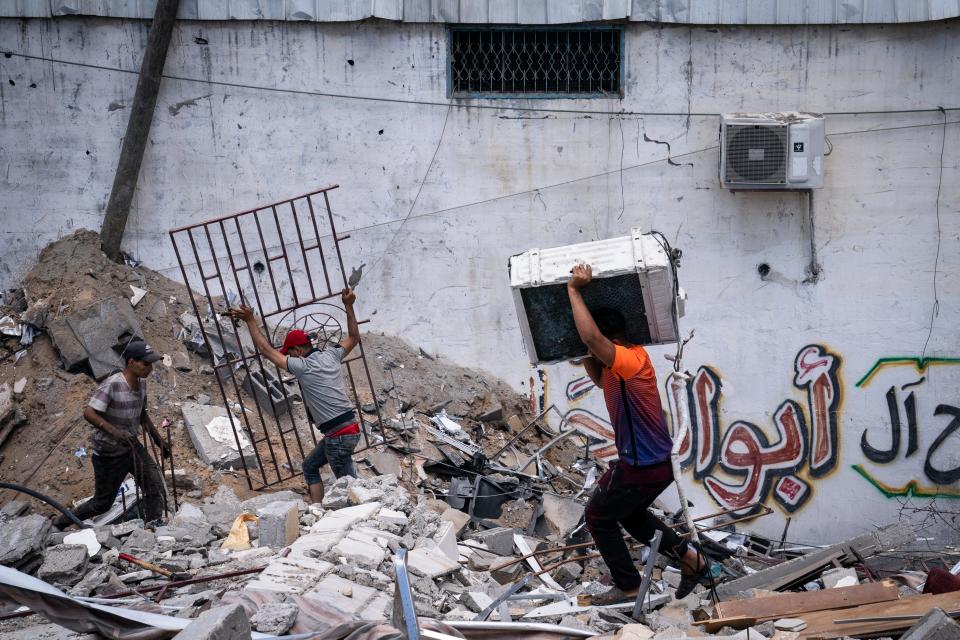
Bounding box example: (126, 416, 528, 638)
(725, 124, 787, 184)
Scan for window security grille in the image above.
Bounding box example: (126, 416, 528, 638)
(449, 27, 622, 97)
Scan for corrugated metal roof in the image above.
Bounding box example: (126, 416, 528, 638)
(4, 0, 959, 23)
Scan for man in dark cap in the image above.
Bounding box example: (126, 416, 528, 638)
(56, 340, 170, 528)
(228, 288, 361, 504)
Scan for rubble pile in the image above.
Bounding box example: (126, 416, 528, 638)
(1, 231, 959, 640)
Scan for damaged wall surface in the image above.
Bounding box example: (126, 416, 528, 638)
(0, 17, 958, 544)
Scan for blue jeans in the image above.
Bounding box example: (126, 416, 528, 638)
(303, 433, 360, 485)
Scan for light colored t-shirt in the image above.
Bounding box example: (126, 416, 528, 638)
(286, 345, 356, 434)
(88, 372, 146, 457)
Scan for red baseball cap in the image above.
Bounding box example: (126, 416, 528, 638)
(279, 329, 311, 354)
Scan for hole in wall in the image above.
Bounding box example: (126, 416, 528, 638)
(758, 263, 771, 278)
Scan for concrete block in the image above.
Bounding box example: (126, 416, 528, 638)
(49, 297, 143, 380)
(821, 567, 858, 589)
(407, 547, 460, 579)
(310, 502, 381, 535)
(37, 544, 89, 586)
(348, 484, 386, 505)
(441, 508, 471, 534)
(306, 575, 376, 614)
(173, 502, 206, 523)
(240, 490, 304, 513)
(332, 532, 387, 568)
(181, 402, 257, 470)
(367, 449, 403, 476)
(173, 603, 251, 639)
(542, 494, 585, 538)
(242, 368, 291, 418)
(901, 608, 960, 640)
(250, 602, 299, 634)
(257, 501, 300, 549)
(773, 618, 807, 632)
(377, 507, 409, 528)
(462, 591, 494, 613)
(434, 521, 458, 562)
(468, 527, 515, 556)
(0, 514, 51, 568)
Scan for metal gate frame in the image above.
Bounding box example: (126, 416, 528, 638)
(169, 185, 389, 490)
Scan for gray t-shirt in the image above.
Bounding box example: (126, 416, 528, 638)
(88, 372, 146, 456)
(287, 345, 355, 433)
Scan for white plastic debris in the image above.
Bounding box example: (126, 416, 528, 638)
(129, 286, 147, 307)
(0, 316, 22, 337)
(433, 410, 463, 436)
(64, 528, 102, 557)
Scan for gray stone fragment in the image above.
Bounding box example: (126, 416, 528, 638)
(68, 564, 115, 597)
(173, 603, 252, 639)
(541, 494, 585, 538)
(0, 500, 30, 518)
(0, 514, 51, 567)
(121, 528, 157, 551)
(901, 608, 960, 640)
(110, 520, 145, 538)
(37, 544, 89, 586)
(250, 602, 299, 635)
(467, 527, 515, 556)
(240, 491, 304, 513)
(461, 591, 493, 613)
(257, 501, 300, 549)
(181, 402, 257, 470)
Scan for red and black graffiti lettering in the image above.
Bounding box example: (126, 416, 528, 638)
(703, 400, 809, 513)
(794, 345, 841, 477)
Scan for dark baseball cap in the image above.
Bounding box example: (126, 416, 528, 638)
(122, 340, 162, 363)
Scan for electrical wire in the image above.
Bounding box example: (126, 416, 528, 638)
(3, 49, 960, 118)
(920, 107, 946, 362)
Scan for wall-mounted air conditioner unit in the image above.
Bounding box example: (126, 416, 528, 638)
(509, 230, 684, 365)
(720, 112, 825, 190)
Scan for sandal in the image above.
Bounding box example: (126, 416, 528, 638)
(675, 550, 721, 599)
(590, 585, 638, 606)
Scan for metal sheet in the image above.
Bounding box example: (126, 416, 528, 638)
(3, 0, 958, 23)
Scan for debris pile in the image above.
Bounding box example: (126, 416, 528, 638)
(1, 231, 959, 640)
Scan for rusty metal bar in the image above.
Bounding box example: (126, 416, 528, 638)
(305, 194, 333, 295)
(183, 227, 267, 488)
(168, 187, 385, 490)
(289, 199, 317, 301)
(167, 185, 340, 233)
(203, 223, 292, 486)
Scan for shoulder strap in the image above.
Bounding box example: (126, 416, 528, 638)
(619, 375, 640, 466)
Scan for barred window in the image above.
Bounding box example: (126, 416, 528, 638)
(449, 27, 623, 97)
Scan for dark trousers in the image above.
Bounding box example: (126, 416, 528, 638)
(59, 442, 165, 527)
(302, 433, 361, 485)
(585, 459, 689, 590)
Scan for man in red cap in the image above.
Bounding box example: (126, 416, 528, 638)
(229, 288, 361, 504)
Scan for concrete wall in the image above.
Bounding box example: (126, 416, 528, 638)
(1, 17, 958, 543)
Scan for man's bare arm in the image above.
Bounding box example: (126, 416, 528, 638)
(83, 406, 131, 447)
(581, 356, 603, 386)
(227, 306, 288, 371)
(340, 288, 360, 356)
(567, 264, 616, 367)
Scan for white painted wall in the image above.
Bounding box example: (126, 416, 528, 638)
(1, 17, 958, 543)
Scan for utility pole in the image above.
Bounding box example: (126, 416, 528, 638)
(100, 0, 180, 262)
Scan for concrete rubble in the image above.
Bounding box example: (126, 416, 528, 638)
(0, 232, 957, 639)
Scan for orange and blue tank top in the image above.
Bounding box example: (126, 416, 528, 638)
(600, 344, 673, 466)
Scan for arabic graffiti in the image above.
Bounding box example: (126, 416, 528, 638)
(853, 357, 960, 498)
(667, 345, 843, 514)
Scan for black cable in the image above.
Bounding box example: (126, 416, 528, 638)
(0, 481, 90, 529)
(3, 49, 960, 118)
(920, 107, 946, 362)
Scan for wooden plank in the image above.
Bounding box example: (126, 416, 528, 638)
(714, 581, 900, 622)
(799, 591, 960, 639)
(693, 615, 759, 633)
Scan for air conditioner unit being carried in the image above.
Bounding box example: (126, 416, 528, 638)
(509, 230, 684, 365)
(720, 112, 825, 190)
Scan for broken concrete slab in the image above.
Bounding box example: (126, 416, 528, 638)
(332, 531, 387, 569)
(37, 544, 89, 586)
(181, 402, 257, 471)
(542, 493, 585, 538)
(462, 591, 494, 613)
(407, 546, 460, 579)
(434, 520, 459, 562)
(441, 507, 471, 535)
(173, 603, 252, 639)
(377, 507, 409, 528)
(468, 527, 515, 556)
(306, 575, 377, 615)
(900, 607, 960, 640)
(821, 567, 859, 589)
(239, 490, 303, 514)
(366, 448, 403, 476)
(250, 601, 299, 635)
(0, 500, 29, 518)
(47, 296, 144, 380)
(0, 514, 51, 568)
(257, 501, 300, 550)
